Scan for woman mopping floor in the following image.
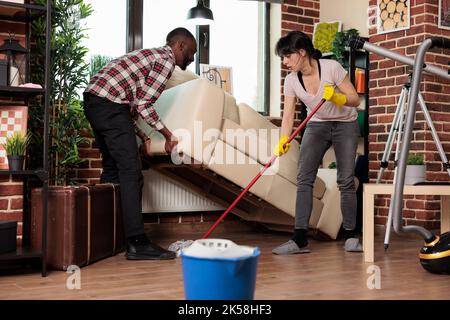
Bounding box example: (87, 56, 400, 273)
(272, 31, 363, 255)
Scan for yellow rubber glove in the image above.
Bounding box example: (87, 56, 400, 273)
(323, 83, 347, 108)
(274, 135, 290, 157)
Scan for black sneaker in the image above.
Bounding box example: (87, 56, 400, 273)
(126, 240, 176, 260)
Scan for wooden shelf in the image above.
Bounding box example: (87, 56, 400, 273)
(0, 85, 45, 97)
(0, 1, 46, 22)
(0, 170, 48, 183)
(0, 247, 42, 261)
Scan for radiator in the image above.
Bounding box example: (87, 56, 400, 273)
(142, 169, 224, 213)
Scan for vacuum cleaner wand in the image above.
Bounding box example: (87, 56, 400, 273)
(201, 98, 327, 239)
(348, 36, 450, 80)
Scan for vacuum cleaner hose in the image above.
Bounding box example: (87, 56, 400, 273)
(429, 36, 450, 50)
(348, 36, 450, 80)
(351, 37, 450, 274)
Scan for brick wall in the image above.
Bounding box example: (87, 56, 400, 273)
(368, 0, 450, 229)
(0, 18, 27, 244)
(280, 0, 321, 133)
(75, 131, 102, 185)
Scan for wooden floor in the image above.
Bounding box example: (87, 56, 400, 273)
(1, 226, 450, 300)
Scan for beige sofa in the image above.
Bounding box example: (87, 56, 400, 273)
(137, 68, 351, 239)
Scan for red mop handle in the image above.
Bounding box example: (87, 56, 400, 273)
(201, 98, 327, 239)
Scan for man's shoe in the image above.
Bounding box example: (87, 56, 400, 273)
(126, 241, 176, 260)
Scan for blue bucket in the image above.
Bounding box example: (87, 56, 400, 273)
(181, 240, 260, 300)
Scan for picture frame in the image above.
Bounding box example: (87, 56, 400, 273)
(0, 106, 28, 169)
(312, 21, 342, 56)
(439, 0, 450, 30)
(199, 64, 233, 95)
(377, 0, 410, 34)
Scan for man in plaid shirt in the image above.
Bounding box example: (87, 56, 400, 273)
(83, 28, 197, 261)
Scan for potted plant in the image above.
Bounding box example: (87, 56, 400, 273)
(28, 1, 126, 271)
(405, 154, 426, 185)
(2, 132, 31, 171)
(331, 28, 359, 69)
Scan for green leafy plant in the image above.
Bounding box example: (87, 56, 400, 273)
(407, 154, 424, 166)
(2, 132, 31, 157)
(89, 54, 113, 79)
(331, 28, 359, 69)
(328, 162, 337, 169)
(30, 0, 93, 186)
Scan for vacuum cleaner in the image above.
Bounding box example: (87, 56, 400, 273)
(349, 36, 450, 274)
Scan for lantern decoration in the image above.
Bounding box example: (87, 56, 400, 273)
(0, 35, 27, 87)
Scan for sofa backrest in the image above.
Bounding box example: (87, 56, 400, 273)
(165, 66, 200, 90)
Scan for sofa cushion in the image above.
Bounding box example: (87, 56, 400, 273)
(208, 139, 273, 200)
(237, 103, 303, 186)
(238, 103, 278, 132)
(220, 118, 272, 166)
(223, 93, 240, 124)
(165, 66, 200, 90)
(139, 79, 224, 164)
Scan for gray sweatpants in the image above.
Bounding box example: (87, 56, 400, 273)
(295, 120, 359, 231)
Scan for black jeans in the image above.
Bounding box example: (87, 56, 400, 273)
(83, 92, 145, 238)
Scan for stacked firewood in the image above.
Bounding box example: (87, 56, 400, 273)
(379, 0, 409, 32)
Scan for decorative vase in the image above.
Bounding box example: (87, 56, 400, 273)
(7, 155, 24, 171)
(405, 165, 426, 185)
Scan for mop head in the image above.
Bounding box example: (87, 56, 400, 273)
(168, 239, 195, 257)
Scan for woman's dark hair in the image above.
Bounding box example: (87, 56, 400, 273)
(275, 31, 322, 60)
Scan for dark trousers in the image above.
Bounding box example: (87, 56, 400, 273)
(296, 120, 359, 231)
(83, 92, 145, 238)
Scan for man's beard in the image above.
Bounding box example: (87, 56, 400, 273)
(180, 56, 190, 70)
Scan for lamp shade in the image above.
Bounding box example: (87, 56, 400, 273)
(0, 37, 27, 86)
(187, 0, 214, 25)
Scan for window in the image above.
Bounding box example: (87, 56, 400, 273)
(82, 0, 127, 60)
(142, 0, 197, 72)
(78, 0, 126, 97)
(209, 0, 266, 113)
(84, 0, 269, 113)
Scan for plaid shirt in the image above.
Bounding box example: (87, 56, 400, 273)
(85, 45, 176, 130)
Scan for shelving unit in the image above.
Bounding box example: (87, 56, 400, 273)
(319, 38, 370, 232)
(0, 0, 51, 277)
(0, 1, 46, 22)
(347, 40, 370, 232)
(0, 85, 45, 96)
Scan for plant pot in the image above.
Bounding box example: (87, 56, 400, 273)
(405, 165, 426, 185)
(7, 155, 24, 171)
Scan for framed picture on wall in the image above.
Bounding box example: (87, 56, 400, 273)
(200, 64, 233, 95)
(312, 21, 342, 56)
(377, 0, 410, 34)
(439, 0, 450, 30)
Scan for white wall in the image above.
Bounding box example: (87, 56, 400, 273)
(270, 3, 281, 117)
(319, 0, 369, 37)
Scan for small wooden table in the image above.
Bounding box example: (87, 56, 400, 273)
(363, 183, 450, 262)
